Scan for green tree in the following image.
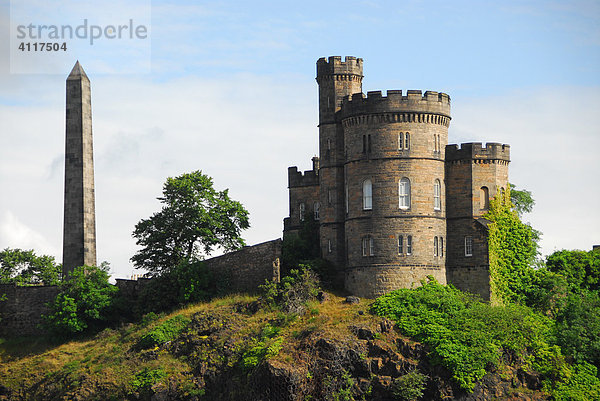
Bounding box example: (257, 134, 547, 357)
(43, 264, 117, 336)
(509, 183, 535, 216)
(0, 248, 61, 285)
(131, 171, 250, 275)
(546, 249, 600, 293)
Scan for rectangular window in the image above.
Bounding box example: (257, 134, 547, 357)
(407, 235, 412, 255)
(398, 235, 403, 255)
(465, 236, 473, 257)
(328, 239, 332, 253)
(328, 189, 332, 205)
(369, 236, 374, 256)
(405, 132, 410, 149)
(434, 236, 438, 257)
(398, 132, 404, 150)
(299, 203, 305, 222)
(362, 237, 368, 256)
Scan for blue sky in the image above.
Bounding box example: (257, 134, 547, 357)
(1, 0, 599, 279)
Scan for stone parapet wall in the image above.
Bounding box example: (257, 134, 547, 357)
(0, 284, 60, 337)
(203, 239, 282, 293)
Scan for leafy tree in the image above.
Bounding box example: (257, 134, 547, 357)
(0, 248, 61, 285)
(546, 249, 600, 293)
(131, 171, 250, 275)
(509, 183, 535, 216)
(43, 264, 117, 336)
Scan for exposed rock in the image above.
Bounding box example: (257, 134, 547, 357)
(345, 296, 360, 304)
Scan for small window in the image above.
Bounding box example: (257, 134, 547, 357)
(398, 132, 404, 150)
(362, 236, 374, 257)
(434, 236, 438, 257)
(345, 183, 349, 214)
(480, 186, 489, 210)
(313, 202, 320, 220)
(328, 189, 332, 205)
(405, 132, 410, 149)
(407, 235, 413, 255)
(398, 235, 403, 255)
(399, 178, 411, 209)
(434, 179, 441, 210)
(327, 239, 332, 253)
(465, 236, 473, 257)
(362, 135, 367, 153)
(363, 179, 373, 210)
(327, 138, 331, 150)
(440, 237, 444, 257)
(299, 203, 305, 222)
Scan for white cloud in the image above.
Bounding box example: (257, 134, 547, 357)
(0, 210, 59, 257)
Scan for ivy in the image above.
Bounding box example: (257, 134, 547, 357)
(484, 188, 538, 305)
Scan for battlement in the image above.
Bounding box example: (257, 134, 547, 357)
(445, 142, 511, 162)
(340, 89, 451, 119)
(288, 166, 319, 188)
(316, 56, 363, 80)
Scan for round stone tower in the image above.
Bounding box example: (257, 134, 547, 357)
(340, 90, 451, 297)
(316, 56, 363, 282)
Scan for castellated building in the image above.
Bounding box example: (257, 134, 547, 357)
(283, 56, 510, 300)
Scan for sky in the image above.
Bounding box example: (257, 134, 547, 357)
(0, 0, 599, 280)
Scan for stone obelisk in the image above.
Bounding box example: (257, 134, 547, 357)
(62, 61, 97, 278)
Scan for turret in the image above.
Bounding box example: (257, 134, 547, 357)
(316, 56, 363, 124)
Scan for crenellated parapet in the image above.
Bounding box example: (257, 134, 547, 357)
(288, 166, 319, 188)
(340, 90, 451, 127)
(316, 56, 363, 83)
(446, 142, 510, 164)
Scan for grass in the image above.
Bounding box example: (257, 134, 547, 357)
(0, 292, 385, 400)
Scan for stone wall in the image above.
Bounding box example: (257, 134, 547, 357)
(203, 239, 282, 293)
(0, 284, 60, 337)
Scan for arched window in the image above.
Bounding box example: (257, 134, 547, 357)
(434, 179, 441, 210)
(313, 202, 320, 220)
(398, 132, 404, 150)
(363, 179, 372, 210)
(399, 178, 411, 209)
(407, 235, 413, 255)
(480, 186, 489, 209)
(434, 236, 438, 256)
(405, 132, 410, 149)
(345, 182, 349, 214)
(398, 235, 403, 255)
(299, 203, 305, 222)
(440, 237, 444, 257)
(327, 239, 332, 253)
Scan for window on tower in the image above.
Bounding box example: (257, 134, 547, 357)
(465, 236, 473, 257)
(480, 186, 489, 210)
(313, 202, 320, 220)
(362, 236, 374, 257)
(299, 203, 305, 222)
(363, 179, 372, 210)
(434, 179, 441, 210)
(399, 178, 411, 209)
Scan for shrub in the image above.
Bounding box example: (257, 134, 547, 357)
(260, 266, 320, 314)
(138, 314, 191, 349)
(371, 278, 563, 392)
(130, 367, 166, 396)
(392, 370, 428, 401)
(43, 265, 118, 336)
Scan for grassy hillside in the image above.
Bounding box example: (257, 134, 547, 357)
(0, 290, 555, 401)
